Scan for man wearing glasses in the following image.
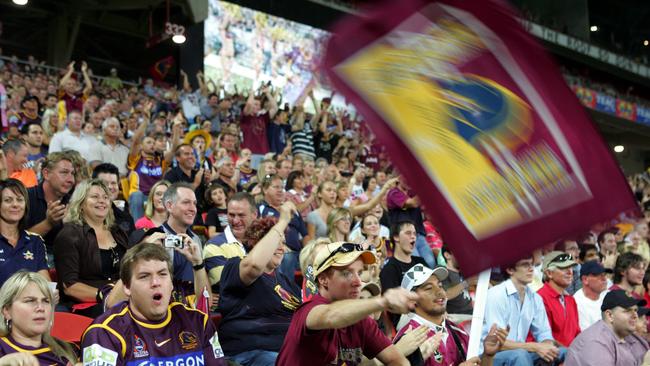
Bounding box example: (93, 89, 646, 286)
(482, 256, 566, 366)
(277, 241, 418, 365)
(537, 251, 580, 347)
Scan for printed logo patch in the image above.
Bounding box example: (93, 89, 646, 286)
(209, 332, 224, 359)
(83, 343, 118, 366)
(133, 335, 149, 358)
(178, 331, 198, 350)
(23, 250, 34, 260)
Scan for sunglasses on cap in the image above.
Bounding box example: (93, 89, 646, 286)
(316, 243, 364, 271)
(550, 253, 572, 265)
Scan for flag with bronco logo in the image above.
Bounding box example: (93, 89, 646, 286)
(324, 0, 638, 274)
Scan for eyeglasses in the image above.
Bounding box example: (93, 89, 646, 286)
(550, 253, 572, 265)
(316, 243, 364, 271)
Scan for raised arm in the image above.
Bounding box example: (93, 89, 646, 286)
(264, 85, 279, 119)
(130, 100, 153, 156)
(243, 88, 256, 116)
(350, 177, 399, 217)
(180, 69, 192, 93)
(196, 70, 209, 96)
(239, 202, 295, 286)
(59, 61, 75, 90)
(306, 287, 418, 330)
(81, 61, 93, 95)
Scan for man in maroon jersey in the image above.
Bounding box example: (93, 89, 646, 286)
(277, 241, 418, 365)
(81, 243, 226, 365)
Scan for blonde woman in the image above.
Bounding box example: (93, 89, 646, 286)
(134, 180, 170, 229)
(0, 271, 79, 365)
(53, 179, 128, 317)
(327, 207, 352, 243)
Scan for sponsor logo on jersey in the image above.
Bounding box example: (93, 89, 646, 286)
(125, 351, 204, 366)
(208, 332, 224, 359)
(178, 331, 198, 350)
(83, 343, 118, 366)
(133, 335, 149, 358)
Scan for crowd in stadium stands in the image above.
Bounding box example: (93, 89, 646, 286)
(2, 52, 650, 366)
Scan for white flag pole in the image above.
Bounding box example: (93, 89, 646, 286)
(466, 268, 492, 359)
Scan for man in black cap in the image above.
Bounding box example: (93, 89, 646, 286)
(573, 260, 613, 330)
(566, 290, 650, 365)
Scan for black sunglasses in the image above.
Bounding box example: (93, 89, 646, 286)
(550, 253, 572, 265)
(316, 243, 364, 271)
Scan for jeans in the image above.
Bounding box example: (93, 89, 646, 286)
(279, 250, 299, 281)
(492, 347, 567, 366)
(412, 234, 436, 268)
(129, 191, 146, 220)
(228, 350, 278, 366)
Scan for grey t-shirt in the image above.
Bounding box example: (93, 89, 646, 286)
(306, 210, 328, 239)
(442, 269, 473, 315)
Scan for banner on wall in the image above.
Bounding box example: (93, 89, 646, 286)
(324, 0, 638, 274)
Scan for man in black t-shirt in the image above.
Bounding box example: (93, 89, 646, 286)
(380, 220, 427, 326)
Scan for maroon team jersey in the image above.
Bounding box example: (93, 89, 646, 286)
(276, 294, 391, 365)
(0, 336, 76, 365)
(81, 302, 226, 366)
(239, 112, 270, 154)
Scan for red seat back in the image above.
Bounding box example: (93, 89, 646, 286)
(51, 312, 94, 344)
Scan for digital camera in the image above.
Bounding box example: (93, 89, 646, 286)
(164, 235, 184, 249)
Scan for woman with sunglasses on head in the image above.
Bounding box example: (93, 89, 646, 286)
(53, 179, 128, 318)
(0, 271, 79, 366)
(218, 201, 301, 366)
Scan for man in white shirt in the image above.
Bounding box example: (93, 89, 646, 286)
(573, 260, 612, 330)
(87, 117, 130, 176)
(48, 110, 96, 157)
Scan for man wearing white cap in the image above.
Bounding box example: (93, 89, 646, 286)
(396, 264, 508, 366)
(277, 241, 419, 365)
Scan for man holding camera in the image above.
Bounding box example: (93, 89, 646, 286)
(156, 182, 211, 305)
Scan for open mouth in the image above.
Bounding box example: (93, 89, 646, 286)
(152, 293, 163, 304)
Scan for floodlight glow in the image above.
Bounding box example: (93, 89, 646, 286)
(172, 34, 186, 44)
(614, 145, 624, 153)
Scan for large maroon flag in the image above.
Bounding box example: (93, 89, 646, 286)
(324, 0, 638, 275)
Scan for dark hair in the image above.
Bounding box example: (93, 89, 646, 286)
(205, 183, 226, 206)
(441, 245, 451, 258)
(362, 176, 376, 192)
(390, 220, 415, 242)
(499, 255, 534, 279)
(579, 244, 599, 262)
(614, 252, 645, 284)
(285, 170, 304, 191)
(19, 121, 43, 135)
(228, 192, 257, 214)
(644, 269, 650, 290)
(120, 243, 172, 287)
(597, 230, 616, 245)
(0, 179, 29, 230)
(243, 216, 278, 248)
(92, 163, 120, 180)
(208, 93, 219, 100)
(174, 143, 192, 156)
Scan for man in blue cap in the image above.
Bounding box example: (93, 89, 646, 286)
(573, 260, 612, 330)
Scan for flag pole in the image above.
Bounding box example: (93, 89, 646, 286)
(466, 268, 491, 359)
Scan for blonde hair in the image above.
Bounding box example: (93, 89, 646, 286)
(327, 207, 352, 242)
(144, 180, 171, 219)
(0, 271, 78, 363)
(64, 179, 115, 228)
(299, 238, 331, 274)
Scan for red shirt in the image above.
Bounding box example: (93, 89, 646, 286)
(276, 294, 392, 365)
(537, 282, 580, 347)
(240, 112, 270, 154)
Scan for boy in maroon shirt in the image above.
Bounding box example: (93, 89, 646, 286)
(81, 243, 226, 366)
(277, 241, 418, 365)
